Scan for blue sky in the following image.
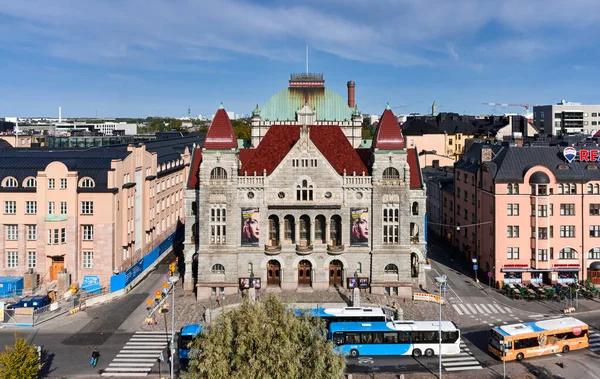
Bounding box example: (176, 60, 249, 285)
(1, 0, 600, 118)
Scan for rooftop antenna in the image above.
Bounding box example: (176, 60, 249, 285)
(306, 45, 308, 74)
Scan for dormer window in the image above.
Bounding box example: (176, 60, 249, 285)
(3, 177, 18, 188)
(24, 178, 37, 188)
(79, 178, 96, 188)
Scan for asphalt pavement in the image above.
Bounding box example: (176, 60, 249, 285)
(0, 262, 172, 378)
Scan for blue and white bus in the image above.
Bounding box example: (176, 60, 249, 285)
(294, 307, 387, 327)
(330, 320, 461, 358)
(178, 324, 202, 360)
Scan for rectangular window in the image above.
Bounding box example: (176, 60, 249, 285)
(560, 204, 575, 216)
(4, 201, 16, 214)
(25, 201, 37, 215)
(383, 207, 399, 244)
(27, 251, 36, 269)
(538, 227, 548, 239)
(27, 225, 37, 241)
(210, 205, 227, 244)
(590, 204, 600, 216)
(48, 201, 55, 215)
(83, 251, 93, 268)
(538, 249, 548, 261)
(82, 225, 94, 241)
(61, 228, 66, 244)
(537, 205, 547, 217)
(507, 204, 519, 216)
(48, 178, 55, 189)
(60, 201, 67, 215)
(54, 229, 59, 244)
(507, 247, 519, 259)
(591, 225, 600, 237)
(560, 225, 575, 238)
(507, 226, 519, 238)
(6, 251, 18, 269)
(81, 201, 94, 214)
(60, 178, 67, 189)
(6, 225, 18, 240)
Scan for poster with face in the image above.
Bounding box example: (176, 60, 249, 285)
(350, 207, 369, 246)
(241, 208, 260, 246)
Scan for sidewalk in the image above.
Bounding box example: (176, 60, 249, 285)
(140, 285, 461, 333)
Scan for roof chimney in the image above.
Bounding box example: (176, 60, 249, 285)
(347, 81, 356, 108)
(481, 146, 492, 162)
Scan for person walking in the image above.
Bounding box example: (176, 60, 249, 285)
(90, 349, 100, 368)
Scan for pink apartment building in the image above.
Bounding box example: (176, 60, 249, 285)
(0, 135, 200, 290)
(443, 143, 600, 286)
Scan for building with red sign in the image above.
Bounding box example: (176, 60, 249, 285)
(442, 143, 600, 286)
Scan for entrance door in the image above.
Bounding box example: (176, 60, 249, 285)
(329, 260, 343, 286)
(50, 257, 65, 281)
(592, 270, 600, 284)
(298, 260, 312, 286)
(267, 260, 281, 286)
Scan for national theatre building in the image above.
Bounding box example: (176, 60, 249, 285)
(184, 73, 427, 299)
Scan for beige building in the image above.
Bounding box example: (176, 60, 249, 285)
(534, 100, 600, 136)
(0, 136, 201, 290)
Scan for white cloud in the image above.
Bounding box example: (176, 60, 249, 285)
(0, 0, 598, 70)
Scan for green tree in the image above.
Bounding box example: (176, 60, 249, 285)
(183, 296, 345, 379)
(168, 119, 183, 130)
(0, 333, 41, 379)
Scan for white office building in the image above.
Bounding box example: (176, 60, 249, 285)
(533, 100, 600, 136)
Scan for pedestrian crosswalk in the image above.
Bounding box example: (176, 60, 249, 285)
(451, 302, 513, 316)
(589, 327, 600, 355)
(442, 339, 483, 372)
(101, 331, 170, 377)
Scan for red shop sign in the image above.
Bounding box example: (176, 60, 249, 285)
(553, 264, 580, 268)
(503, 264, 528, 268)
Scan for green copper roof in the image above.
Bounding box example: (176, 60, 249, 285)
(259, 87, 353, 122)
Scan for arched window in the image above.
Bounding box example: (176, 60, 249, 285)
(24, 178, 37, 188)
(383, 167, 400, 179)
(210, 167, 227, 179)
(3, 177, 17, 188)
(412, 202, 419, 216)
(211, 263, 225, 274)
(507, 184, 513, 195)
(514, 184, 519, 194)
(79, 177, 95, 188)
(357, 262, 362, 274)
(589, 247, 600, 259)
(588, 184, 593, 194)
(296, 179, 313, 201)
(595, 184, 599, 194)
(570, 183, 576, 194)
(558, 183, 564, 194)
(384, 264, 398, 274)
(558, 248, 577, 260)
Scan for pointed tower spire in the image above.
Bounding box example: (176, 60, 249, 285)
(373, 105, 405, 150)
(205, 105, 238, 150)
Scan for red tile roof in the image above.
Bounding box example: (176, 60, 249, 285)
(407, 148, 423, 189)
(241, 125, 368, 176)
(187, 147, 202, 189)
(355, 148, 371, 169)
(373, 108, 405, 150)
(310, 126, 369, 175)
(238, 148, 256, 171)
(204, 108, 237, 150)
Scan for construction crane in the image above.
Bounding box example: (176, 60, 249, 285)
(482, 102, 536, 114)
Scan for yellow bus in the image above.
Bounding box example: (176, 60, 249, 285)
(488, 317, 589, 361)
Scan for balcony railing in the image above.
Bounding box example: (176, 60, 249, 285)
(238, 176, 265, 186)
(264, 244, 281, 255)
(296, 244, 313, 254)
(327, 244, 345, 254)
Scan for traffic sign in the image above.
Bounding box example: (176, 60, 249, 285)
(487, 272, 493, 278)
(473, 265, 478, 271)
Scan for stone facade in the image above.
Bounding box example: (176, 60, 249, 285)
(184, 109, 427, 300)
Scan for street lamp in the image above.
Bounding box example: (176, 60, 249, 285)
(435, 275, 447, 379)
(500, 340, 507, 378)
(168, 275, 180, 379)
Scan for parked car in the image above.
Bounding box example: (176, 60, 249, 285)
(6, 295, 51, 310)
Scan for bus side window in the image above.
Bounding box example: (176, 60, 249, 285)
(383, 332, 398, 343)
(442, 331, 459, 343)
(333, 332, 345, 345)
(398, 331, 410, 343)
(361, 333, 373, 344)
(373, 333, 383, 344)
(412, 331, 421, 343)
(345, 333, 360, 344)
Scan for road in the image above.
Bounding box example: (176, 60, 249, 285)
(0, 262, 173, 378)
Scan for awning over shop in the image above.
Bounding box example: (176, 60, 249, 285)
(589, 261, 600, 270)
